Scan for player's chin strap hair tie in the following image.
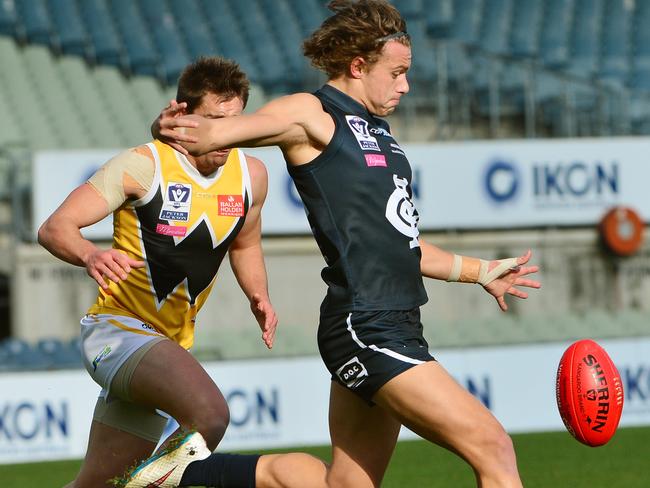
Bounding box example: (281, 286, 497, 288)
(446, 254, 520, 286)
(376, 31, 410, 43)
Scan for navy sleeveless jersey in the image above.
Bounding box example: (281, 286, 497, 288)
(288, 84, 428, 316)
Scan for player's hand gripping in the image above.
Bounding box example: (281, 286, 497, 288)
(84, 249, 145, 290)
(250, 293, 278, 349)
(151, 99, 199, 155)
(482, 249, 541, 312)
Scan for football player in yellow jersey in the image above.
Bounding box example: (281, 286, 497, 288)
(38, 57, 279, 487)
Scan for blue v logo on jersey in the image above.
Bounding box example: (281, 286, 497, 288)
(160, 182, 192, 221)
(345, 115, 381, 151)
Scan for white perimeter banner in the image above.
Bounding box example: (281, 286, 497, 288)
(31, 137, 650, 240)
(1, 337, 650, 465)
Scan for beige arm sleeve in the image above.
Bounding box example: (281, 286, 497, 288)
(87, 147, 155, 213)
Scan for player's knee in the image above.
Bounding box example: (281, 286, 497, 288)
(258, 453, 329, 488)
(327, 469, 378, 488)
(192, 403, 230, 449)
(479, 427, 518, 476)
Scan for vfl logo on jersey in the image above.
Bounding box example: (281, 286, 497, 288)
(218, 194, 244, 217)
(386, 174, 420, 249)
(160, 182, 192, 221)
(336, 357, 368, 388)
(345, 115, 380, 151)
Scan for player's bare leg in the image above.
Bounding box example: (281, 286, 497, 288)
(128, 339, 230, 450)
(255, 380, 400, 488)
(375, 361, 522, 488)
(71, 421, 157, 487)
(73, 339, 229, 486)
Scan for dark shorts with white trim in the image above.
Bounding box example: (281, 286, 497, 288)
(318, 308, 436, 404)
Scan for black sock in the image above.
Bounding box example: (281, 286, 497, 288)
(179, 452, 260, 488)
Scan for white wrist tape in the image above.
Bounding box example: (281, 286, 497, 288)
(447, 254, 519, 286)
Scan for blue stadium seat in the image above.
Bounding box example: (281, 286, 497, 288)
(198, 0, 260, 83)
(110, 0, 158, 77)
(0, 0, 17, 35)
(509, 0, 542, 59)
(290, 0, 329, 37)
(539, 0, 573, 69)
(566, 0, 602, 78)
(424, 0, 454, 40)
(471, 0, 513, 95)
(0, 337, 48, 370)
(166, 0, 217, 61)
(449, 0, 482, 47)
(78, 0, 123, 67)
(476, 0, 513, 55)
(629, 0, 650, 93)
(48, 0, 87, 57)
(138, 0, 190, 84)
(37, 337, 81, 369)
(598, 0, 630, 87)
(393, 0, 422, 20)
(15, 0, 51, 45)
(407, 19, 438, 83)
(257, 0, 311, 86)
(226, 0, 289, 91)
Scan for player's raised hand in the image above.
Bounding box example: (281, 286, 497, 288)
(250, 293, 278, 349)
(482, 249, 541, 312)
(84, 249, 145, 290)
(151, 100, 199, 155)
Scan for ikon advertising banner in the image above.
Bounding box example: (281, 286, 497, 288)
(1, 338, 649, 465)
(31, 137, 650, 241)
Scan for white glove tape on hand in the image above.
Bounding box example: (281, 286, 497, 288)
(447, 255, 519, 286)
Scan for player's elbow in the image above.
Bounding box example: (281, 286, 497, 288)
(37, 218, 53, 248)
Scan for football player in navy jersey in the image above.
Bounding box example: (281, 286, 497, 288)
(141, 1, 541, 487)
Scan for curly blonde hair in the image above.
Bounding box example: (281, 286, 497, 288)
(303, 0, 410, 79)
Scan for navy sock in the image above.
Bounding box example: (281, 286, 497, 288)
(179, 452, 260, 488)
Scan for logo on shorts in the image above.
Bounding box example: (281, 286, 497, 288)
(92, 345, 112, 371)
(141, 322, 157, 332)
(336, 357, 368, 388)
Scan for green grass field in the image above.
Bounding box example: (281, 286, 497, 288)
(2, 426, 649, 487)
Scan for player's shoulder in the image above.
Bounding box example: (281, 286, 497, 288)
(107, 144, 154, 165)
(260, 92, 323, 116)
(242, 154, 268, 181)
(131, 144, 155, 162)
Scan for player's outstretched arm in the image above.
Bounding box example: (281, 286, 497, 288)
(151, 94, 327, 158)
(419, 240, 541, 311)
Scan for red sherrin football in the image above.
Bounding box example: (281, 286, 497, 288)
(556, 339, 624, 447)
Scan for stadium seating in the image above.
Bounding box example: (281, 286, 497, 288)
(110, 0, 158, 77)
(15, 0, 51, 46)
(77, 0, 123, 68)
(0, 0, 650, 149)
(47, 0, 87, 57)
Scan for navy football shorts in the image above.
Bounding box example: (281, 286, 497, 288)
(318, 308, 436, 404)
